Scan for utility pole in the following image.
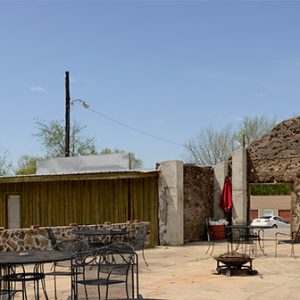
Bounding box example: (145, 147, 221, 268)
(65, 71, 71, 157)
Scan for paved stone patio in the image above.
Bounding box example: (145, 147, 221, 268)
(14, 231, 300, 300)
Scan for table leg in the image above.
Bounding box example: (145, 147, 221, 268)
(34, 263, 49, 300)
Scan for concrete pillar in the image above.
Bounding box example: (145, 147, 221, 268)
(213, 161, 228, 219)
(232, 148, 248, 224)
(291, 179, 300, 234)
(157, 160, 184, 246)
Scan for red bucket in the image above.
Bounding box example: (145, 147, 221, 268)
(209, 224, 225, 240)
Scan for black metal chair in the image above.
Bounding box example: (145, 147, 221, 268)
(45, 239, 89, 299)
(71, 242, 138, 300)
(275, 225, 300, 258)
(205, 219, 228, 256)
(233, 227, 259, 256)
(2, 271, 45, 300)
(0, 266, 23, 300)
(46, 227, 59, 248)
(124, 224, 148, 266)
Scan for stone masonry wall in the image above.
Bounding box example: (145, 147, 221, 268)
(0, 222, 149, 252)
(247, 115, 300, 235)
(248, 116, 300, 183)
(184, 165, 214, 242)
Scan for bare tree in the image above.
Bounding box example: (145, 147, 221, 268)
(184, 126, 235, 165)
(0, 148, 12, 176)
(184, 115, 276, 166)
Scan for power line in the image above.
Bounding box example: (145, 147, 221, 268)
(84, 107, 185, 148)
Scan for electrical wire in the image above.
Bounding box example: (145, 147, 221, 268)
(84, 107, 185, 148)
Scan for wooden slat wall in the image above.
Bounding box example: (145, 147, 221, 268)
(0, 174, 159, 246)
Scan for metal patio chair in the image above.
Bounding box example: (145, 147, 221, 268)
(234, 227, 259, 256)
(45, 239, 89, 299)
(2, 271, 45, 300)
(205, 219, 229, 256)
(0, 266, 23, 300)
(275, 225, 300, 258)
(71, 242, 138, 300)
(124, 224, 148, 266)
(46, 227, 59, 248)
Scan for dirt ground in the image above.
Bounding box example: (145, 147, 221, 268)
(9, 232, 300, 300)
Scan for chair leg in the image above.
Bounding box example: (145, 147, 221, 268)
(206, 241, 211, 255)
(291, 243, 296, 258)
(142, 249, 149, 266)
(206, 240, 214, 256)
(54, 269, 57, 299)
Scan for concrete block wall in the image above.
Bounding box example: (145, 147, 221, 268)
(157, 161, 184, 246)
(213, 161, 228, 220)
(232, 148, 248, 224)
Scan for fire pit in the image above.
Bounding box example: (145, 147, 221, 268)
(215, 251, 257, 276)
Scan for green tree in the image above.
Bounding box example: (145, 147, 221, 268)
(99, 148, 143, 169)
(15, 155, 38, 175)
(34, 120, 97, 158)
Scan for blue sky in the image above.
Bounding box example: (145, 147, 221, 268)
(1, 1, 300, 169)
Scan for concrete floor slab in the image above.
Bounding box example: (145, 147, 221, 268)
(15, 238, 300, 299)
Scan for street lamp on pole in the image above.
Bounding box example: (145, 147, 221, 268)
(71, 99, 90, 109)
(64, 71, 90, 157)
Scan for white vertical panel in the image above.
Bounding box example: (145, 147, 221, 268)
(7, 195, 20, 229)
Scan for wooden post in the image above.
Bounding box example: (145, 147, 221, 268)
(65, 71, 70, 157)
(242, 134, 246, 148)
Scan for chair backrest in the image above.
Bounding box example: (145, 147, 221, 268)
(71, 243, 137, 299)
(137, 224, 148, 238)
(100, 242, 136, 273)
(100, 242, 135, 256)
(46, 227, 57, 247)
(53, 239, 89, 253)
(131, 224, 148, 251)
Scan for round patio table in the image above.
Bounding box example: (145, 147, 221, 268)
(0, 250, 73, 300)
(0, 250, 73, 265)
(73, 229, 128, 247)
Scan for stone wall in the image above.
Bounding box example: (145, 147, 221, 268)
(183, 164, 214, 242)
(247, 115, 300, 234)
(291, 179, 300, 236)
(248, 116, 300, 183)
(0, 222, 149, 252)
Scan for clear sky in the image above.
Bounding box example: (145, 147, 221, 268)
(0, 0, 300, 170)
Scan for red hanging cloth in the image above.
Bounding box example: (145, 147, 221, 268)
(220, 176, 233, 214)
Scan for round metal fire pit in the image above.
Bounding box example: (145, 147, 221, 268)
(215, 252, 256, 276)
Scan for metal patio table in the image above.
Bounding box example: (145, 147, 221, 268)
(73, 229, 128, 248)
(226, 224, 273, 255)
(0, 250, 73, 299)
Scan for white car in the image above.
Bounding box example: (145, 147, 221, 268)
(251, 215, 290, 228)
